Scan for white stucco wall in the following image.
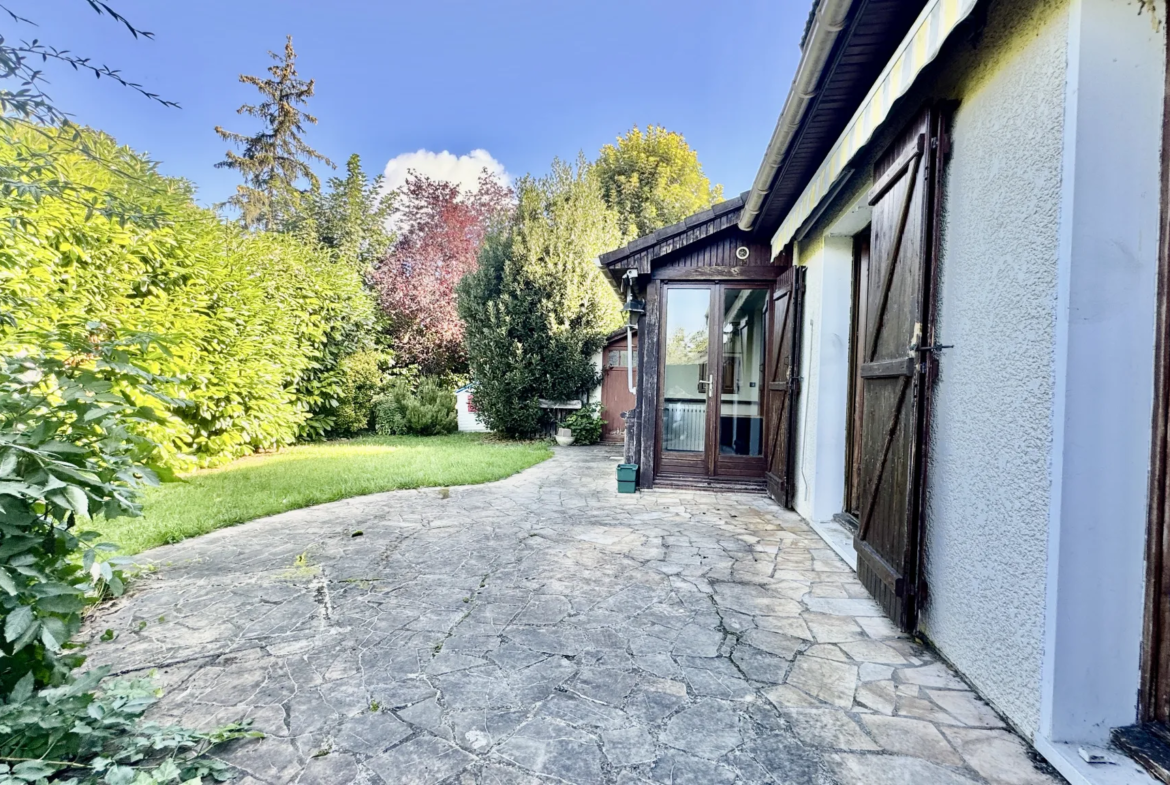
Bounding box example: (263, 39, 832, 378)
(1039, 0, 1164, 749)
(919, 0, 1071, 739)
(793, 234, 856, 525)
(775, 0, 1167, 762)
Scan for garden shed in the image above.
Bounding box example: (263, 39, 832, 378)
(599, 195, 803, 503)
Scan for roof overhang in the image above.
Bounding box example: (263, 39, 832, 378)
(770, 0, 982, 249)
(739, 0, 933, 237)
(599, 193, 748, 287)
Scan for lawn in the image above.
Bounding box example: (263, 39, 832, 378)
(94, 433, 552, 555)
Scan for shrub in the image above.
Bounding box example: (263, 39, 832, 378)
(374, 380, 411, 436)
(563, 403, 604, 445)
(0, 125, 376, 466)
(374, 378, 457, 436)
(329, 349, 385, 435)
(457, 158, 621, 439)
(0, 341, 258, 780)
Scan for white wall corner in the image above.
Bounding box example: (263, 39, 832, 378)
(791, 234, 853, 524)
(1040, 0, 1165, 745)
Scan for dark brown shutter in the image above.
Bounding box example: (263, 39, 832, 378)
(854, 110, 938, 632)
(766, 264, 805, 508)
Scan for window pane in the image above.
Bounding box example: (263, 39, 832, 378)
(719, 288, 767, 457)
(663, 288, 710, 453)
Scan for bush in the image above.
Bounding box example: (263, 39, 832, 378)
(329, 349, 385, 435)
(374, 378, 457, 436)
(457, 158, 621, 439)
(0, 342, 258, 780)
(0, 125, 376, 467)
(563, 403, 604, 445)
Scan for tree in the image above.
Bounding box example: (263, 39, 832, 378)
(458, 157, 622, 438)
(215, 35, 333, 231)
(595, 124, 723, 239)
(371, 170, 512, 376)
(0, 1, 177, 127)
(309, 153, 394, 271)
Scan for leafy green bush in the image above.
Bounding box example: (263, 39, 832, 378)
(0, 669, 256, 784)
(563, 404, 604, 445)
(328, 349, 385, 435)
(0, 343, 166, 692)
(0, 340, 258, 780)
(457, 158, 620, 439)
(0, 125, 375, 467)
(373, 378, 457, 436)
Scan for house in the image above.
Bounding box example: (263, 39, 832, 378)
(601, 0, 1170, 782)
(596, 328, 637, 445)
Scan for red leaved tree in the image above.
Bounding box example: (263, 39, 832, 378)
(371, 170, 513, 376)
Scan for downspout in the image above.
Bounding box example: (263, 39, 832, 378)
(738, 0, 856, 232)
(623, 270, 638, 395)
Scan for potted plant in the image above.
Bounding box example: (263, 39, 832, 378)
(559, 404, 603, 447)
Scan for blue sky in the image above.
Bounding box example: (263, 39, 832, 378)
(35, 1, 808, 206)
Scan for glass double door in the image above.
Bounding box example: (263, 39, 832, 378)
(658, 283, 770, 479)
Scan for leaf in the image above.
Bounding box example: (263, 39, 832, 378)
(62, 484, 89, 517)
(40, 616, 68, 649)
(4, 605, 32, 642)
(10, 618, 40, 653)
(30, 582, 83, 598)
(35, 594, 85, 614)
(0, 568, 16, 596)
(0, 451, 16, 477)
(39, 441, 87, 455)
(11, 760, 57, 779)
(10, 671, 34, 703)
(0, 481, 34, 498)
(40, 622, 61, 651)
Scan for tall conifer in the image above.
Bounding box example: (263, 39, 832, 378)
(215, 36, 332, 231)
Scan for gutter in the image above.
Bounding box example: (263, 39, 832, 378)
(738, 0, 857, 233)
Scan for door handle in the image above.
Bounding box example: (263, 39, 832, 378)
(707, 374, 714, 399)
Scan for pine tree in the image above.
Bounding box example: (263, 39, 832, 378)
(215, 35, 333, 231)
(312, 154, 394, 271)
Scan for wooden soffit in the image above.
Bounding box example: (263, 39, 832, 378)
(772, 0, 979, 251)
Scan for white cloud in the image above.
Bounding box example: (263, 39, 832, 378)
(381, 149, 510, 195)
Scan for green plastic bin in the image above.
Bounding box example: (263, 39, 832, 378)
(618, 479, 637, 494)
(616, 464, 638, 483)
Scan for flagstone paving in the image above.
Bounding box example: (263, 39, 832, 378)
(82, 447, 1063, 784)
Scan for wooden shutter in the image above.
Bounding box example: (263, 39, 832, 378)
(765, 265, 805, 508)
(854, 110, 938, 632)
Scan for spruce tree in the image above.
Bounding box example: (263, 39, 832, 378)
(311, 154, 394, 270)
(215, 35, 333, 231)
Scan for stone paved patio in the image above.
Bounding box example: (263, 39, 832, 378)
(82, 447, 1062, 784)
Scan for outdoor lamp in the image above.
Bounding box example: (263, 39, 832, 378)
(623, 298, 645, 327)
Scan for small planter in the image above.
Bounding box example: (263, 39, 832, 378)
(617, 463, 638, 494)
(555, 427, 575, 447)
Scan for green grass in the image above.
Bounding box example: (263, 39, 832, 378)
(94, 433, 552, 555)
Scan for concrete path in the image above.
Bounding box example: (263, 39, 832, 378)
(83, 447, 1061, 784)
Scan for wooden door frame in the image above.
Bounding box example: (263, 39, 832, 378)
(656, 282, 718, 477)
(843, 229, 873, 523)
(655, 280, 777, 481)
(1139, 18, 1170, 727)
(713, 283, 773, 480)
